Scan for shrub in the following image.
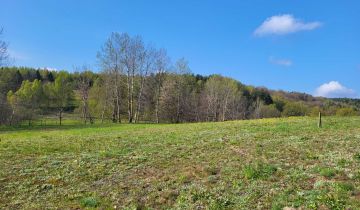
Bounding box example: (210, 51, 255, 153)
(259, 104, 281, 118)
(282, 102, 309, 117)
(309, 106, 322, 117)
(336, 107, 358, 116)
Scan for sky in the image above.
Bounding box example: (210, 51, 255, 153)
(1, 0, 359, 98)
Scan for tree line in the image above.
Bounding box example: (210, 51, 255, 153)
(0, 32, 359, 125)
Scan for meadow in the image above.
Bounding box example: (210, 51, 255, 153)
(1, 117, 360, 209)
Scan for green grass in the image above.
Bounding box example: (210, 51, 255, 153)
(1, 116, 360, 209)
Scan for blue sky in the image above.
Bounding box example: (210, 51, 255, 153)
(1, 0, 359, 97)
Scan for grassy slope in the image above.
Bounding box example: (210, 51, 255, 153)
(1, 117, 360, 209)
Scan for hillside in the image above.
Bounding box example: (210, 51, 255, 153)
(1, 116, 360, 209)
(1, 66, 359, 126)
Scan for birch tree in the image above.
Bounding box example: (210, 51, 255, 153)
(97, 33, 124, 123)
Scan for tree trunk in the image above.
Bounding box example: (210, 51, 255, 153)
(59, 109, 63, 126)
(117, 96, 121, 123)
(134, 77, 145, 123)
(115, 85, 121, 123)
(127, 71, 134, 123)
(112, 103, 116, 123)
(82, 99, 87, 124)
(155, 96, 160, 123)
(176, 93, 181, 123)
(155, 83, 161, 124)
(222, 93, 229, 122)
(101, 102, 106, 124)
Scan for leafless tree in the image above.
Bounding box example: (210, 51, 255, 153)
(173, 58, 191, 123)
(134, 46, 156, 123)
(154, 48, 170, 123)
(204, 75, 238, 121)
(0, 28, 9, 67)
(75, 66, 94, 124)
(121, 34, 147, 123)
(97, 33, 124, 123)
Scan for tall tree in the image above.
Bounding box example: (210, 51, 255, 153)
(44, 72, 74, 125)
(159, 58, 192, 123)
(0, 28, 9, 67)
(97, 33, 124, 123)
(134, 46, 156, 123)
(75, 67, 95, 124)
(121, 34, 146, 123)
(204, 75, 238, 121)
(154, 49, 170, 123)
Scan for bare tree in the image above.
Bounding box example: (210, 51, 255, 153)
(97, 33, 124, 123)
(174, 58, 191, 123)
(121, 35, 146, 123)
(0, 28, 9, 67)
(75, 66, 94, 124)
(134, 46, 156, 123)
(154, 49, 170, 123)
(204, 75, 238, 121)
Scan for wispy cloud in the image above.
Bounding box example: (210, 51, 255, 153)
(314, 81, 357, 98)
(269, 56, 292, 67)
(254, 14, 322, 36)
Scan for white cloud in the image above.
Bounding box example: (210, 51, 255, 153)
(254, 14, 322, 36)
(269, 56, 292, 67)
(41, 67, 58, 71)
(314, 81, 357, 98)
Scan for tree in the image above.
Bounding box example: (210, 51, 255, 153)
(75, 67, 95, 124)
(44, 72, 74, 125)
(0, 28, 9, 67)
(157, 58, 192, 123)
(0, 93, 11, 125)
(204, 75, 238, 121)
(7, 79, 44, 125)
(97, 33, 124, 123)
(121, 34, 146, 123)
(88, 76, 112, 123)
(154, 49, 170, 123)
(134, 46, 157, 123)
(173, 58, 191, 123)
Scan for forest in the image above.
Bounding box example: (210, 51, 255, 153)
(0, 32, 359, 126)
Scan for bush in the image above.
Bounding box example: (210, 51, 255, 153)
(309, 106, 321, 117)
(259, 104, 281, 118)
(336, 107, 358, 116)
(282, 102, 309, 117)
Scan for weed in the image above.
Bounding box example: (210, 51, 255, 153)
(319, 168, 337, 178)
(80, 197, 99, 208)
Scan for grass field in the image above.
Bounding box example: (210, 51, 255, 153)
(1, 117, 360, 209)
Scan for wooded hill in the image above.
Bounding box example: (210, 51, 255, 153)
(0, 66, 358, 126)
(0, 33, 359, 125)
